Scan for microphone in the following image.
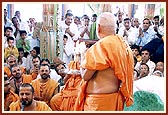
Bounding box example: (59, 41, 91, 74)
(21, 101, 26, 111)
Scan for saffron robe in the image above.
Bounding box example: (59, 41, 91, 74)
(50, 61, 82, 111)
(74, 35, 134, 111)
(4, 90, 19, 110)
(31, 79, 59, 106)
(9, 100, 52, 111)
(4, 66, 26, 78)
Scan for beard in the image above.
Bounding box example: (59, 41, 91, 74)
(22, 100, 33, 107)
(41, 74, 50, 80)
(14, 73, 21, 79)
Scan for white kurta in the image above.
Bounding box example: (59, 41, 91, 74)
(60, 21, 79, 65)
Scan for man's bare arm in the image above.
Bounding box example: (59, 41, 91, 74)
(80, 68, 96, 81)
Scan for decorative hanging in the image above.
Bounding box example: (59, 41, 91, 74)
(40, 4, 61, 62)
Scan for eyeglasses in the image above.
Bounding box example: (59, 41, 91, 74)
(9, 60, 16, 63)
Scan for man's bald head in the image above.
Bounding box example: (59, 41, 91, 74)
(96, 12, 116, 39)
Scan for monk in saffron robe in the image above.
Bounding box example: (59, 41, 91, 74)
(9, 65, 33, 95)
(29, 56, 41, 80)
(31, 64, 59, 106)
(4, 66, 26, 78)
(4, 54, 26, 78)
(50, 59, 82, 111)
(9, 83, 52, 111)
(4, 75, 19, 111)
(74, 12, 134, 111)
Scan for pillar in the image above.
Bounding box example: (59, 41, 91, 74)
(128, 4, 132, 18)
(40, 4, 61, 62)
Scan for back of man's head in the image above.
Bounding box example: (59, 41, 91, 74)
(96, 12, 116, 36)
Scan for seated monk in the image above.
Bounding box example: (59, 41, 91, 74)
(9, 65, 33, 95)
(31, 64, 59, 106)
(50, 58, 82, 111)
(29, 56, 41, 80)
(9, 83, 52, 111)
(4, 74, 19, 111)
(5, 55, 26, 78)
(5, 66, 26, 78)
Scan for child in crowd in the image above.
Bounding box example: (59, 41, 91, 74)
(16, 30, 30, 53)
(4, 37, 19, 60)
(131, 44, 142, 62)
(17, 47, 27, 67)
(4, 26, 15, 48)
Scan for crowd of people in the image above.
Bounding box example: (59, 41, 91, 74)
(3, 7, 165, 111)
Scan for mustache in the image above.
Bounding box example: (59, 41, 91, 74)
(41, 74, 50, 79)
(41, 74, 49, 76)
(16, 73, 21, 76)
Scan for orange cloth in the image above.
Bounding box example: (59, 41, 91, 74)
(31, 72, 38, 80)
(22, 74, 33, 83)
(31, 79, 59, 106)
(84, 92, 124, 111)
(50, 61, 82, 111)
(9, 100, 52, 111)
(4, 90, 19, 110)
(50, 93, 62, 111)
(4, 66, 11, 77)
(74, 35, 134, 111)
(162, 36, 164, 42)
(4, 66, 26, 78)
(9, 74, 33, 94)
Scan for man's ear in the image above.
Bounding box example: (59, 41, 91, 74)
(97, 24, 101, 33)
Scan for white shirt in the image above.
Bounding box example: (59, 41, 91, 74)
(115, 20, 124, 34)
(135, 59, 156, 76)
(60, 21, 79, 65)
(60, 21, 79, 44)
(118, 26, 137, 45)
(19, 57, 27, 68)
(63, 44, 74, 66)
(11, 21, 29, 40)
(4, 18, 13, 27)
(78, 25, 91, 39)
(26, 54, 33, 72)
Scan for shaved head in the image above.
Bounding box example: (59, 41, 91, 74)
(96, 12, 116, 39)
